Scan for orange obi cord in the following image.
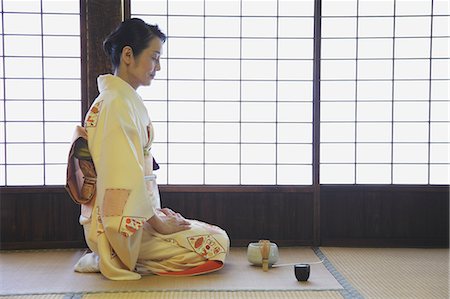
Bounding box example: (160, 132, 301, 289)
(155, 260, 224, 277)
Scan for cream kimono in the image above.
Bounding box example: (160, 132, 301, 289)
(76, 74, 229, 280)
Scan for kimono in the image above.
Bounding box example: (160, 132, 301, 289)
(75, 74, 229, 280)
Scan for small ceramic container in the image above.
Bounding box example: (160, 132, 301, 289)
(247, 242, 279, 266)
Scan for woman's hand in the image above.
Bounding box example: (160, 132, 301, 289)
(148, 209, 191, 235)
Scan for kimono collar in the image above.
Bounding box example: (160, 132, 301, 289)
(97, 74, 141, 101)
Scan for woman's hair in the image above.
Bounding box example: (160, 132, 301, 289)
(103, 18, 166, 70)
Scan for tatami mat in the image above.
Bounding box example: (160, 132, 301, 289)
(320, 247, 449, 299)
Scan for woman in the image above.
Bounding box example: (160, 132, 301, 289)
(74, 18, 229, 280)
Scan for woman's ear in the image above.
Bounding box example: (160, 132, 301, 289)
(121, 46, 134, 65)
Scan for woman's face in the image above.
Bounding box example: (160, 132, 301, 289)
(127, 38, 163, 89)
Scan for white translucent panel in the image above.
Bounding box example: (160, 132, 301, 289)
(320, 102, 355, 121)
(358, 81, 392, 101)
(3, 0, 40, 12)
(358, 0, 394, 16)
(356, 164, 391, 184)
(205, 102, 240, 121)
(44, 164, 66, 185)
(320, 122, 355, 142)
(168, 38, 203, 58)
(432, 37, 450, 58)
(432, 16, 450, 36)
(358, 17, 394, 37)
(278, 81, 312, 101)
(393, 164, 428, 184)
(357, 122, 392, 142)
(140, 81, 167, 101)
(278, 123, 312, 143)
(321, 60, 356, 80)
(4, 35, 42, 56)
(205, 144, 239, 163)
(205, 0, 240, 15)
(43, 36, 80, 57)
(205, 165, 240, 185)
(205, 17, 240, 37)
(320, 143, 355, 163)
(154, 163, 167, 184)
(394, 102, 429, 121)
(165, 81, 200, 101)
(241, 102, 276, 122)
(278, 18, 314, 38)
(151, 142, 167, 163)
(169, 59, 203, 80)
(169, 17, 203, 37)
(278, 102, 312, 122)
(0, 166, 5, 185)
(278, 39, 314, 59)
(45, 101, 81, 121)
(394, 59, 429, 80)
(358, 39, 393, 59)
(42, 0, 79, 13)
(0, 60, 3, 77)
(431, 59, 449, 79)
(393, 144, 428, 163)
(242, 39, 277, 59)
(144, 102, 167, 121)
(320, 164, 355, 184)
(358, 60, 392, 80)
(205, 60, 239, 79)
(394, 80, 429, 101)
(242, 0, 277, 16)
(429, 165, 450, 184)
(152, 122, 167, 142)
(321, 18, 357, 38)
(44, 122, 78, 142)
(5, 58, 42, 78)
(3, 13, 41, 34)
(278, 60, 313, 80)
(241, 165, 275, 185)
(242, 60, 277, 80)
(5, 79, 42, 100)
(356, 143, 391, 163)
(6, 101, 42, 121)
(393, 123, 429, 142)
(168, 164, 203, 184)
(395, 38, 430, 58)
(7, 165, 43, 185)
(242, 17, 277, 38)
(156, 59, 167, 80)
(205, 123, 239, 142)
(430, 144, 450, 163)
(7, 144, 43, 164)
(6, 122, 43, 142)
(321, 81, 355, 101)
(431, 102, 450, 121)
(277, 144, 312, 164)
(168, 122, 203, 143)
(205, 81, 240, 100)
(279, 0, 314, 16)
(168, 102, 203, 121)
(205, 38, 240, 59)
(45, 143, 71, 163)
(277, 165, 312, 185)
(357, 102, 392, 121)
(241, 144, 275, 163)
(322, 0, 357, 16)
(241, 123, 276, 143)
(395, 0, 431, 15)
(0, 123, 4, 142)
(321, 39, 356, 59)
(44, 79, 80, 100)
(430, 122, 450, 142)
(44, 58, 80, 78)
(168, 144, 203, 163)
(395, 17, 431, 37)
(242, 81, 276, 101)
(168, 0, 204, 15)
(43, 14, 79, 35)
(131, 0, 166, 14)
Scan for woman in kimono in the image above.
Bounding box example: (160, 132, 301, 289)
(74, 18, 229, 280)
